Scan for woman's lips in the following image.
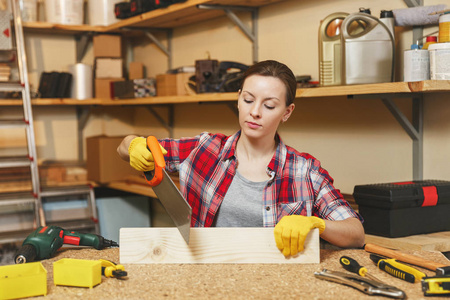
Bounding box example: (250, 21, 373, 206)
(246, 121, 261, 129)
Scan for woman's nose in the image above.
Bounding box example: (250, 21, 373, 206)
(250, 103, 261, 118)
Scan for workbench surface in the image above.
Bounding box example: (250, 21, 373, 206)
(32, 247, 449, 299)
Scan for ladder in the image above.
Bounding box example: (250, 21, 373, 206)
(0, 0, 44, 233)
(0, 0, 99, 243)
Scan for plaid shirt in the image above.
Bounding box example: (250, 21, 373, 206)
(159, 131, 362, 227)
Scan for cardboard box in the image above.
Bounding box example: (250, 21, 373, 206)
(129, 62, 144, 80)
(93, 35, 122, 58)
(86, 136, 141, 183)
(111, 78, 156, 99)
(95, 58, 123, 78)
(95, 78, 125, 99)
(156, 73, 194, 96)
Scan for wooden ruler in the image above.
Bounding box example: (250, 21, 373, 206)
(120, 227, 320, 264)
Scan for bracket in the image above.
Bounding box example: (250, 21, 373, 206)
(145, 105, 175, 138)
(197, 4, 259, 63)
(403, 0, 424, 46)
(349, 94, 423, 180)
(75, 32, 94, 63)
(76, 107, 91, 162)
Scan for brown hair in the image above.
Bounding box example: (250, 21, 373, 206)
(239, 60, 297, 106)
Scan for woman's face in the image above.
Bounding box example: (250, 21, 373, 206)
(238, 75, 295, 141)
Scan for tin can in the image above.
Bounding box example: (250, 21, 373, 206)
(403, 45, 429, 82)
(439, 13, 450, 43)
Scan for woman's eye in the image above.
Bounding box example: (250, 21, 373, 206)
(264, 105, 275, 110)
(243, 99, 252, 104)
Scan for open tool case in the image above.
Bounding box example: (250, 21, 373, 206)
(353, 180, 450, 237)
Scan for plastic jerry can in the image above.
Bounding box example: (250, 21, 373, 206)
(318, 12, 349, 86)
(341, 12, 395, 85)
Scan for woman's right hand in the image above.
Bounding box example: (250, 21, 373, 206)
(128, 137, 167, 172)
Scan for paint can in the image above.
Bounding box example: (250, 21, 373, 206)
(428, 43, 450, 80)
(403, 45, 429, 82)
(439, 12, 450, 43)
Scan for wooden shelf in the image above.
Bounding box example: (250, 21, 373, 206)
(22, 0, 284, 34)
(1, 81, 448, 107)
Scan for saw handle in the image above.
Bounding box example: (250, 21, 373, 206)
(144, 136, 166, 186)
(365, 243, 447, 272)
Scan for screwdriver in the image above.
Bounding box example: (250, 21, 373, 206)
(370, 254, 426, 283)
(339, 255, 381, 282)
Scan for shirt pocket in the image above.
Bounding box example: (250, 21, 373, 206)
(277, 201, 307, 219)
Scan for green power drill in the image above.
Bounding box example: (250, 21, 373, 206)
(15, 226, 119, 264)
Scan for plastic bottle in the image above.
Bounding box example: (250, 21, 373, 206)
(380, 10, 395, 40)
(422, 36, 437, 50)
(439, 12, 450, 43)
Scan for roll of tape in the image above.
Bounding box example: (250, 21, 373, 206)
(70, 64, 93, 100)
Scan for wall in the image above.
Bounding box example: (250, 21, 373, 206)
(2, 0, 448, 194)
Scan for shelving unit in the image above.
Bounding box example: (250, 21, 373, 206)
(2, 0, 448, 195)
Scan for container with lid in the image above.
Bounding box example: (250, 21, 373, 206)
(428, 43, 450, 80)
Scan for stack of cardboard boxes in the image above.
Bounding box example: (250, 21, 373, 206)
(93, 35, 124, 99)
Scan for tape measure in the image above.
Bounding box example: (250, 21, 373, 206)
(422, 276, 450, 296)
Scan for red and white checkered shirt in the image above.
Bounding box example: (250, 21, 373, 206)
(159, 131, 362, 227)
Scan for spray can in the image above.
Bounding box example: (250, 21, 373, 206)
(403, 44, 429, 82)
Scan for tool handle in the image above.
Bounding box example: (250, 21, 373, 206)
(144, 136, 166, 186)
(365, 243, 446, 271)
(340, 256, 367, 277)
(378, 259, 416, 283)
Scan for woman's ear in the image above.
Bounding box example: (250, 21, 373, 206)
(282, 103, 295, 122)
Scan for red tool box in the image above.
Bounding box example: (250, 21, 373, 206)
(353, 180, 450, 238)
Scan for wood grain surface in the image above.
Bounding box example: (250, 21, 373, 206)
(120, 227, 320, 264)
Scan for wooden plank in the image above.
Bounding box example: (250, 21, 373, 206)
(120, 227, 320, 264)
(365, 231, 450, 252)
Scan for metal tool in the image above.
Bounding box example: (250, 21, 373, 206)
(15, 226, 118, 264)
(365, 243, 450, 276)
(314, 269, 406, 299)
(370, 254, 426, 283)
(422, 275, 450, 296)
(144, 136, 192, 244)
(339, 255, 382, 283)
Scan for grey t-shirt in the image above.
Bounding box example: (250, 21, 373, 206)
(213, 170, 268, 227)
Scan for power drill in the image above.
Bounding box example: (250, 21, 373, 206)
(15, 226, 119, 264)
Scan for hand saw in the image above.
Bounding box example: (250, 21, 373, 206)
(144, 136, 192, 244)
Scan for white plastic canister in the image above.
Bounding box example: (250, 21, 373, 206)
(88, 0, 122, 26)
(428, 43, 450, 80)
(45, 0, 84, 25)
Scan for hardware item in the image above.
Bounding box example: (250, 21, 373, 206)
(341, 12, 395, 85)
(429, 42, 450, 80)
(353, 180, 450, 237)
(318, 12, 348, 86)
(194, 60, 248, 93)
(403, 45, 430, 82)
(99, 259, 127, 279)
(339, 255, 381, 282)
(370, 254, 426, 283)
(314, 269, 406, 299)
(15, 226, 119, 264)
(115, 2, 132, 19)
(365, 243, 450, 276)
(422, 275, 450, 296)
(144, 136, 192, 243)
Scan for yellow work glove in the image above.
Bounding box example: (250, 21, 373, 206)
(274, 215, 326, 257)
(128, 137, 167, 172)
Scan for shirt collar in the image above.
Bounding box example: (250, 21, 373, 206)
(221, 131, 287, 176)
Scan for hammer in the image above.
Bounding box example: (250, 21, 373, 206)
(365, 243, 450, 276)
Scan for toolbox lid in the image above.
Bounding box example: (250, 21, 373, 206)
(353, 180, 450, 209)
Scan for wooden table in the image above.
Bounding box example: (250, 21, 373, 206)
(31, 246, 449, 299)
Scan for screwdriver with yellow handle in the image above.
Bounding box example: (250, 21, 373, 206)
(370, 254, 426, 283)
(339, 255, 382, 282)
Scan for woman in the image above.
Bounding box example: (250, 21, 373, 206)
(117, 60, 365, 257)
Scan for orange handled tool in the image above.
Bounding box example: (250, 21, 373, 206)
(143, 136, 165, 186)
